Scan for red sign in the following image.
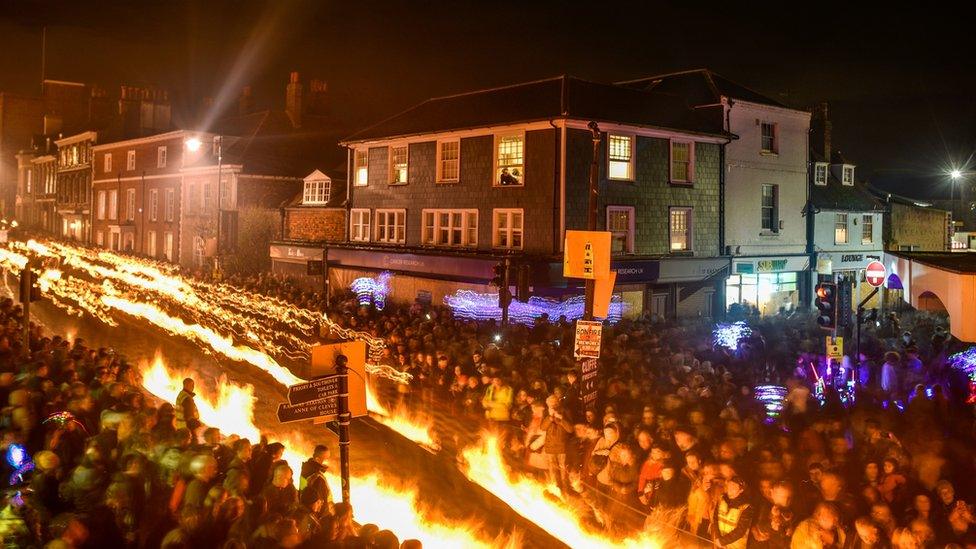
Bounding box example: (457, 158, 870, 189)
(865, 261, 886, 287)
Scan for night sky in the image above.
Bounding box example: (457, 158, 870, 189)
(2, 1, 974, 178)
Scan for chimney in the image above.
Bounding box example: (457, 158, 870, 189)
(307, 79, 328, 116)
(285, 71, 303, 128)
(820, 102, 832, 163)
(239, 85, 254, 116)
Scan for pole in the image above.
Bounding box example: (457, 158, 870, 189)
(20, 260, 31, 358)
(501, 256, 510, 326)
(215, 136, 223, 275)
(855, 286, 880, 377)
(583, 122, 601, 321)
(335, 354, 351, 504)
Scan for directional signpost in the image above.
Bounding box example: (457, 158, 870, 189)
(276, 394, 339, 423)
(286, 375, 341, 406)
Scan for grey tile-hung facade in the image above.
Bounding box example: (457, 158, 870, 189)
(336, 76, 731, 319)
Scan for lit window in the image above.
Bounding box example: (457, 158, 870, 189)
(104, 153, 113, 173)
(437, 140, 460, 182)
(842, 165, 855, 186)
(422, 209, 478, 247)
(125, 188, 136, 221)
(835, 213, 849, 244)
(108, 190, 118, 220)
(814, 163, 828, 186)
(149, 189, 159, 221)
(607, 206, 634, 253)
(97, 191, 106, 220)
(761, 184, 778, 232)
(492, 209, 523, 250)
(862, 215, 873, 244)
(147, 230, 157, 257)
(164, 232, 174, 261)
(608, 134, 634, 180)
(303, 177, 331, 205)
(354, 150, 369, 186)
(165, 189, 175, 221)
(350, 209, 371, 242)
(157, 146, 168, 168)
(390, 145, 408, 184)
(760, 122, 777, 153)
(495, 133, 524, 186)
(126, 150, 136, 171)
(670, 141, 694, 183)
(375, 209, 406, 244)
(669, 207, 692, 251)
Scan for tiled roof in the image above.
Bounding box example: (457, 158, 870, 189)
(888, 251, 976, 274)
(616, 69, 790, 109)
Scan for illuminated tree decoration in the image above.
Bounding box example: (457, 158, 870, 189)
(443, 290, 626, 325)
(948, 347, 976, 402)
(42, 410, 89, 435)
(753, 385, 787, 423)
(712, 321, 752, 351)
(350, 271, 392, 310)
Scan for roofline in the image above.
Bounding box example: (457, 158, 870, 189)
(614, 68, 712, 85)
(55, 131, 99, 146)
(616, 68, 791, 110)
(425, 75, 567, 102)
(43, 79, 86, 87)
(91, 129, 195, 150)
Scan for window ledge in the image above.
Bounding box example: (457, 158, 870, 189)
(388, 182, 408, 186)
(759, 231, 780, 237)
(608, 178, 636, 183)
(669, 250, 694, 257)
(435, 180, 460, 185)
(760, 151, 779, 157)
(492, 185, 525, 189)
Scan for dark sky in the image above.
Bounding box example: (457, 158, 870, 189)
(2, 1, 974, 177)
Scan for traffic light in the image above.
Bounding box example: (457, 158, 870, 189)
(815, 282, 837, 330)
(515, 264, 531, 303)
(490, 262, 505, 287)
(19, 268, 40, 303)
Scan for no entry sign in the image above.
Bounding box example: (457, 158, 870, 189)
(866, 261, 886, 287)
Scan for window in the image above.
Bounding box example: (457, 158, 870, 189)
(125, 188, 136, 221)
(375, 209, 406, 244)
(814, 163, 828, 186)
(26, 171, 31, 194)
(354, 150, 369, 186)
(157, 146, 167, 168)
(670, 140, 694, 183)
(164, 232, 174, 261)
(165, 189, 175, 221)
(147, 230, 157, 257)
(303, 178, 331, 205)
(96, 191, 106, 220)
(495, 133, 524, 186)
(108, 190, 118, 220)
(437, 140, 460, 182)
(422, 209, 478, 247)
(492, 209, 524, 250)
(761, 184, 779, 233)
(389, 145, 408, 184)
(350, 209, 371, 242)
(608, 134, 634, 180)
(126, 150, 136, 171)
(203, 182, 215, 212)
(95, 231, 104, 246)
(669, 207, 692, 251)
(842, 165, 855, 186)
(149, 189, 159, 221)
(835, 213, 849, 244)
(760, 122, 777, 153)
(607, 206, 635, 253)
(861, 214, 874, 244)
(104, 153, 112, 173)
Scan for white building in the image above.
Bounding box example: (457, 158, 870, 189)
(619, 70, 812, 315)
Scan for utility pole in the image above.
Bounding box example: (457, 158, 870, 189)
(583, 121, 601, 321)
(501, 256, 511, 326)
(335, 354, 351, 504)
(214, 135, 224, 277)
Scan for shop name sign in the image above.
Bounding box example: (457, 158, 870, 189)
(270, 245, 321, 260)
(736, 259, 787, 274)
(841, 254, 864, 263)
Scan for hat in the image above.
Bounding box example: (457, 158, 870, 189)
(35, 450, 60, 472)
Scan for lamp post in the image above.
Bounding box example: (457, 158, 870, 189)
(185, 135, 223, 275)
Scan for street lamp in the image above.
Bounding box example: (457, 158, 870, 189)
(951, 169, 963, 180)
(184, 137, 202, 153)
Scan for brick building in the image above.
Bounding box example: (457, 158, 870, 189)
(338, 76, 731, 319)
(14, 136, 57, 233)
(54, 131, 97, 241)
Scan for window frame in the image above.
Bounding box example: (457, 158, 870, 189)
(436, 139, 461, 183)
(421, 209, 479, 247)
(350, 209, 371, 242)
(126, 150, 136, 171)
(302, 178, 331, 205)
(607, 133, 636, 181)
(149, 189, 159, 221)
(606, 205, 635, 254)
(157, 146, 167, 168)
(388, 144, 409, 185)
(761, 184, 779, 233)
(147, 230, 157, 257)
(861, 214, 874, 245)
(760, 122, 778, 154)
(125, 188, 136, 221)
(375, 209, 406, 244)
(842, 165, 855, 186)
(104, 153, 112, 173)
(814, 162, 828, 186)
(108, 189, 118, 220)
(669, 140, 695, 185)
(493, 131, 525, 187)
(96, 190, 106, 220)
(354, 149, 369, 187)
(834, 213, 849, 244)
(165, 189, 175, 222)
(669, 206, 693, 252)
(492, 208, 524, 250)
(164, 232, 174, 261)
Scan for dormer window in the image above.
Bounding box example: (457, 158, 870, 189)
(842, 165, 855, 186)
(814, 163, 828, 186)
(302, 172, 331, 205)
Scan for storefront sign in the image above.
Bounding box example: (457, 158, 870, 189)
(658, 257, 729, 282)
(609, 260, 660, 284)
(824, 252, 883, 271)
(270, 244, 324, 262)
(328, 248, 498, 280)
(735, 256, 809, 275)
(415, 290, 432, 305)
(574, 320, 603, 359)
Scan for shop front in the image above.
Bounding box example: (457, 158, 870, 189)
(606, 256, 729, 320)
(726, 255, 810, 315)
(815, 251, 884, 311)
(269, 242, 326, 290)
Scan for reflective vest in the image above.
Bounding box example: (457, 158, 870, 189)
(716, 499, 750, 549)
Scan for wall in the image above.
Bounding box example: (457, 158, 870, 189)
(724, 101, 810, 255)
(285, 207, 345, 241)
(887, 202, 949, 251)
(814, 210, 883, 253)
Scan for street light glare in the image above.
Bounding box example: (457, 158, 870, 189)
(951, 169, 963, 180)
(185, 137, 202, 152)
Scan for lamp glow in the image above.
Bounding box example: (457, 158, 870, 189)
(951, 169, 963, 180)
(185, 137, 203, 152)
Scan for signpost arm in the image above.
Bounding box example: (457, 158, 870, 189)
(335, 354, 351, 504)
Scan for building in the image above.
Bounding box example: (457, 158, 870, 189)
(54, 131, 98, 241)
(270, 169, 347, 287)
(808, 104, 884, 311)
(884, 251, 976, 343)
(620, 70, 812, 315)
(869, 169, 972, 250)
(866, 186, 951, 253)
(338, 76, 731, 319)
(14, 135, 58, 233)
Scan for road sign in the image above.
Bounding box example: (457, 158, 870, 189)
(581, 357, 599, 406)
(574, 320, 603, 359)
(865, 261, 886, 287)
(277, 396, 339, 423)
(826, 336, 844, 363)
(563, 230, 610, 280)
(287, 374, 341, 406)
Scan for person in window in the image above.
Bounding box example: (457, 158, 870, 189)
(499, 168, 521, 186)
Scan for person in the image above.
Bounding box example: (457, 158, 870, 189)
(299, 445, 333, 514)
(539, 395, 573, 489)
(482, 376, 513, 423)
(174, 378, 200, 433)
(880, 352, 899, 403)
(791, 502, 845, 548)
(712, 476, 754, 549)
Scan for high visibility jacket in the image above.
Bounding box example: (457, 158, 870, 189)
(175, 389, 198, 429)
(714, 495, 753, 549)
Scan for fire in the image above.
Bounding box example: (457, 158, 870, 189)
(138, 353, 507, 548)
(460, 432, 665, 549)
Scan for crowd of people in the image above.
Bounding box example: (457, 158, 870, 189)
(232, 272, 976, 548)
(0, 294, 421, 549)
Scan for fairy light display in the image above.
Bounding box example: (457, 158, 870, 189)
(443, 290, 626, 325)
(5, 443, 32, 486)
(754, 385, 787, 423)
(712, 321, 752, 351)
(351, 271, 392, 310)
(42, 411, 88, 435)
(948, 347, 976, 403)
